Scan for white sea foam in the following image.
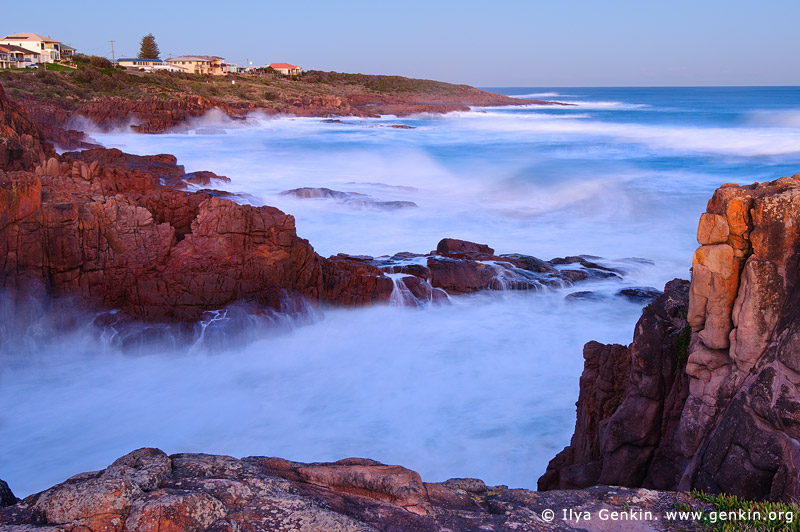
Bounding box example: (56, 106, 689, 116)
(745, 109, 800, 128)
(442, 111, 800, 156)
(569, 100, 650, 110)
(0, 287, 646, 497)
(510, 91, 569, 98)
(6, 90, 796, 499)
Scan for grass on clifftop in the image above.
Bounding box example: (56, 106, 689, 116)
(0, 56, 491, 108)
(677, 491, 800, 531)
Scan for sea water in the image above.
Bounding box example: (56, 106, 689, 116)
(2, 87, 799, 496)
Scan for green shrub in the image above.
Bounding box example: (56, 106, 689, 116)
(73, 53, 113, 69)
(674, 323, 692, 364)
(691, 490, 800, 531)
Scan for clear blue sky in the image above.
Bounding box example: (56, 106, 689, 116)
(3, 0, 798, 86)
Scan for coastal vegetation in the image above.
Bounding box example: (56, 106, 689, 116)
(0, 57, 517, 108)
(685, 491, 800, 531)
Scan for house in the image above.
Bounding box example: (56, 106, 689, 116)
(0, 46, 12, 69)
(152, 63, 187, 73)
(118, 57, 164, 71)
(0, 44, 40, 68)
(0, 33, 63, 63)
(60, 44, 76, 59)
(269, 63, 302, 76)
(165, 55, 227, 75)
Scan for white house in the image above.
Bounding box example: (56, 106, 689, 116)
(0, 33, 63, 63)
(118, 57, 163, 70)
(165, 55, 227, 75)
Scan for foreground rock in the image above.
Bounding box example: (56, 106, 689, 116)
(0, 448, 701, 532)
(541, 175, 800, 502)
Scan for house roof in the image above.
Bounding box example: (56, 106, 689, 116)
(269, 63, 300, 69)
(0, 44, 39, 55)
(2, 32, 60, 43)
(166, 55, 223, 62)
(118, 57, 163, 63)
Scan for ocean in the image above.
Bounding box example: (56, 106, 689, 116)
(2, 86, 800, 497)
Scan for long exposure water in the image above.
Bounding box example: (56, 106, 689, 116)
(2, 87, 800, 496)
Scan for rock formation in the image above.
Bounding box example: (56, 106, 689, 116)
(0, 84, 54, 171)
(541, 175, 800, 502)
(1, 153, 322, 322)
(0, 480, 15, 508)
(0, 448, 699, 532)
(0, 82, 644, 326)
(10, 74, 539, 142)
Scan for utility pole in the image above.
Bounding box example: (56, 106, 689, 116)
(110, 40, 115, 63)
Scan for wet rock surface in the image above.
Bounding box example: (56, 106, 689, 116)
(0, 84, 647, 325)
(542, 174, 800, 502)
(0, 84, 54, 172)
(0, 146, 322, 322)
(0, 448, 702, 532)
(281, 186, 418, 210)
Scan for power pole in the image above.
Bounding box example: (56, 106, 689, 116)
(110, 40, 115, 63)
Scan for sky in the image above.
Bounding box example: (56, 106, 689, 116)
(2, 0, 799, 86)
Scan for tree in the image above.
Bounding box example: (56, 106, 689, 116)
(138, 34, 160, 59)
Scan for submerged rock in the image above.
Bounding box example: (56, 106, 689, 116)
(551, 255, 624, 281)
(281, 186, 358, 199)
(281, 187, 418, 209)
(565, 291, 610, 302)
(616, 286, 663, 303)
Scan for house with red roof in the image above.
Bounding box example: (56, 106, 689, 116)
(269, 63, 302, 76)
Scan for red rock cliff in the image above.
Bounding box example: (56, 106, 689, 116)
(541, 175, 800, 501)
(0, 84, 54, 171)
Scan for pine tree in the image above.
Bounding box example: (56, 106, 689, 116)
(138, 34, 160, 59)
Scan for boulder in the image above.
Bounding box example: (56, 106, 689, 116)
(436, 237, 494, 257)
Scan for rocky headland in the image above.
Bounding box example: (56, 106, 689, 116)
(540, 175, 800, 502)
(2, 76, 800, 531)
(0, 80, 644, 336)
(0, 67, 552, 149)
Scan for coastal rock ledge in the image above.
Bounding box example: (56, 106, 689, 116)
(540, 175, 800, 502)
(0, 448, 699, 532)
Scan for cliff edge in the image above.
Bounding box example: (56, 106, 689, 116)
(541, 175, 800, 501)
